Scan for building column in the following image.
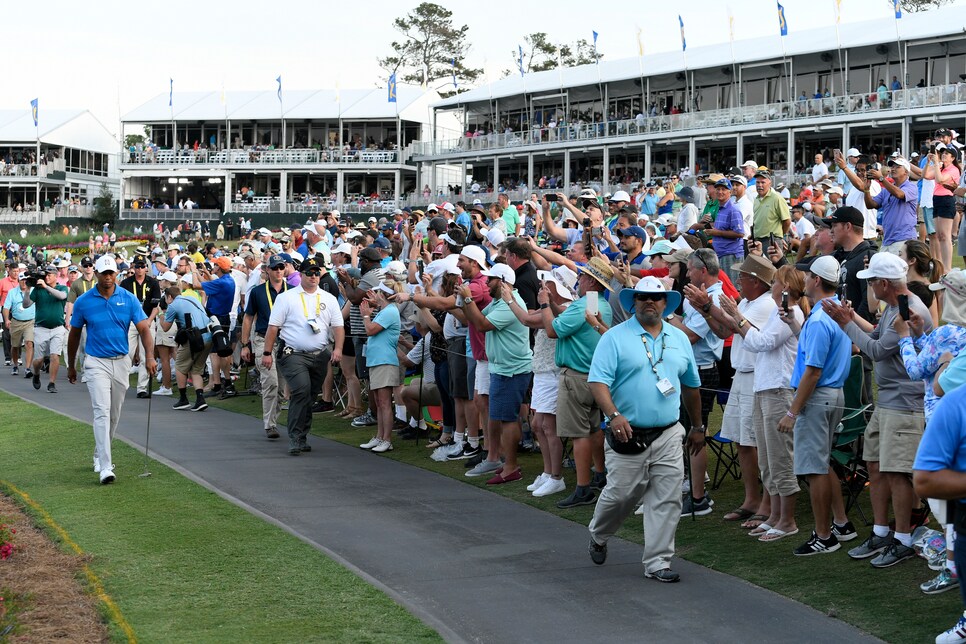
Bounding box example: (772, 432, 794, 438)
(336, 171, 345, 210)
(415, 163, 422, 199)
(118, 174, 125, 211)
(736, 133, 744, 165)
(563, 149, 571, 192)
(460, 159, 468, 196)
(278, 171, 288, 213)
(901, 117, 910, 156)
(429, 163, 437, 197)
(224, 172, 232, 213)
(493, 157, 500, 193)
(602, 146, 610, 194)
(786, 129, 795, 188)
(394, 170, 401, 205)
(526, 153, 534, 193)
(644, 142, 652, 183)
(687, 138, 696, 179)
(843, 124, 850, 151)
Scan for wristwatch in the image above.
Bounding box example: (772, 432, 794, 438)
(263, 350, 272, 356)
(606, 410, 622, 422)
(737, 319, 747, 328)
(539, 303, 549, 310)
(701, 302, 712, 314)
(665, 314, 675, 321)
(690, 425, 707, 434)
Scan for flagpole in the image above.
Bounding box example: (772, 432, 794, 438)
(679, 16, 690, 113)
(727, 8, 737, 108)
(892, 1, 905, 89)
(636, 28, 645, 118)
(778, 2, 791, 102)
(34, 99, 40, 215)
(834, 0, 845, 97)
(593, 31, 604, 124)
(169, 78, 176, 151)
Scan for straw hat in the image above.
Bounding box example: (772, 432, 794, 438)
(577, 257, 616, 292)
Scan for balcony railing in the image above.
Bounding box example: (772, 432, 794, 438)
(121, 147, 401, 167)
(119, 208, 223, 221)
(412, 83, 966, 159)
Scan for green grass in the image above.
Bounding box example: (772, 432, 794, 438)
(210, 388, 959, 643)
(0, 392, 441, 644)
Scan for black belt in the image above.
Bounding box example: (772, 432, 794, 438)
(605, 421, 676, 455)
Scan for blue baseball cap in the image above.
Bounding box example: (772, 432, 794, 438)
(268, 254, 286, 268)
(369, 237, 391, 250)
(616, 225, 647, 240)
(714, 177, 734, 190)
(279, 253, 295, 264)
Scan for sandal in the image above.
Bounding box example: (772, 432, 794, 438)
(426, 437, 453, 449)
(740, 514, 769, 529)
(758, 527, 800, 542)
(747, 522, 773, 537)
(723, 507, 756, 522)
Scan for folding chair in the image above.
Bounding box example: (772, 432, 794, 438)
(707, 430, 742, 490)
(831, 355, 873, 525)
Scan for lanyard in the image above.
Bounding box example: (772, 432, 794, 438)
(81, 278, 93, 293)
(265, 280, 287, 311)
(300, 291, 321, 319)
(640, 334, 666, 375)
(135, 280, 146, 301)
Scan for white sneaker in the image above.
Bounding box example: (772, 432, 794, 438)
(634, 503, 645, 515)
(359, 437, 381, 450)
(372, 440, 393, 453)
(99, 467, 116, 485)
(93, 456, 101, 473)
(937, 611, 966, 644)
(155, 386, 173, 396)
(533, 476, 567, 497)
(527, 473, 550, 492)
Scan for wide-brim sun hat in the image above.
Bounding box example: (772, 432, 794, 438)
(930, 269, 966, 327)
(577, 256, 616, 292)
(618, 275, 681, 317)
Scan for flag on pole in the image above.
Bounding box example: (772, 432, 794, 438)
(592, 30, 599, 58)
(276, 76, 282, 103)
(388, 73, 397, 103)
(518, 45, 524, 77)
(893, 0, 901, 19)
(451, 59, 457, 89)
(30, 98, 38, 127)
(335, 80, 341, 104)
(636, 27, 644, 56)
(169, 78, 173, 107)
(835, 0, 842, 23)
(778, 2, 788, 36)
(678, 16, 686, 52)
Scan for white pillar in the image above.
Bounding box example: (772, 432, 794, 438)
(644, 142, 652, 183)
(563, 149, 571, 191)
(460, 159, 468, 196)
(224, 172, 231, 213)
(279, 171, 287, 213)
(786, 129, 795, 188)
(336, 171, 345, 209)
(602, 146, 610, 194)
(526, 153, 534, 193)
(901, 117, 910, 156)
(493, 157, 500, 193)
(687, 138, 696, 178)
(736, 133, 744, 166)
(394, 170, 401, 205)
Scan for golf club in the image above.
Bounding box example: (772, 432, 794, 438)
(139, 373, 153, 478)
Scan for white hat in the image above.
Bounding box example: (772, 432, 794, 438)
(332, 242, 353, 256)
(331, 209, 341, 218)
(846, 147, 861, 157)
(618, 275, 682, 316)
(459, 245, 488, 269)
(385, 260, 407, 278)
(808, 256, 841, 283)
(158, 270, 178, 283)
(525, 201, 543, 215)
(167, 243, 181, 252)
(887, 156, 911, 172)
(289, 251, 304, 263)
(480, 263, 515, 285)
(375, 281, 397, 296)
(609, 190, 631, 203)
(232, 255, 245, 266)
(179, 274, 195, 287)
(731, 175, 747, 187)
(486, 228, 506, 247)
(856, 252, 908, 280)
(439, 232, 461, 246)
(54, 258, 70, 268)
(426, 203, 439, 212)
(578, 187, 597, 200)
(442, 202, 456, 213)
(536, 266, 577, 301)
(472, 198, 483, 206)
(802, 202, 813, 211)
(827, 186, 844, 196)
(740, 159, 758, 169)
(94, 255, 118, 274)
(258, 227, 272, 236)
(368, 217, 377, 223)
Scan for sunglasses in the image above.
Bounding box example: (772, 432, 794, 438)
(270, 265, 285, 270)
(634, 293, 667, 302)
(302, 270, 322, 277)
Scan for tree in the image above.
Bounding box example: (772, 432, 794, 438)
(124, 126, 152, 150)
(91, 184, 117, 226)
(378, 2, 481, 98)
(503, 33, 603, 78)
(896, 0, 950, 10)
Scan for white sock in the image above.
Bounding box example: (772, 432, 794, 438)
(873, 524, 890, 538)
(454, 432, 464, 445)
(395, 404, 406, 421)
(468, 435, 479, 448)
(895, 532, 913, 547)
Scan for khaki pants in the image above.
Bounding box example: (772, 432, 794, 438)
(83, 355, 131, 473)
(252, 333, 281, 430)
(127, 324, 151, 393)
(588, 424, 685, 574)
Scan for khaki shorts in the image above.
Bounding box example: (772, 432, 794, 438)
(719, 371, 756, 446)
(556, 368, 601, 438)
(9, 318, 34, 346)
(34, 326, 66, 357)
(369, 364, 401, 390)
(863, 407, 925, 474)
(175, 341, 212, 376)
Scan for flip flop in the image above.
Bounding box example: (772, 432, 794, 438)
(740, 514, 769, 529)
(758, 527, 800, 542)
(748, 523, 774, 537)
(723, 507, 756, 521)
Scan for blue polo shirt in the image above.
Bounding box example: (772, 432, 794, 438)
(913, 386, 966, 507)
(3, 287, 35, 321)
(553, 295, 613, 373)
(165, 295, 212, 342)
(639, 194, 658, 216)
(791, 300, 852, 389)
(366, 305, 400, 368)
(244, 281, 289, 336)
(70, 286, 147, 358)
(589, 317, 700, 428)
(200, 273, 236, 316)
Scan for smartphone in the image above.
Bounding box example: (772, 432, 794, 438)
(781, 291, 789, 314)
(898, 294, 910, 321)
(545, 193, 558, 202)
(749, 224, 755, 241)
(833, 148, 842, 159)
(768, 233, 777, 249)
(586, 291, 599, 316)
(592, 226, 604, 236)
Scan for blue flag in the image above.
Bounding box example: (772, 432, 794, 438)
(678, 16, 686, 52)
(778, 3, 788, 36)
(30, 98, 38, 127)
(388, 73, 397, 103)
(593, 30, 598, 48)
(451, 59, 457, 89)
(169, 78, 173, 107)
(276, 76, 282, 103)
(894, 0, 902, 18)
(518, 45, 524, 77)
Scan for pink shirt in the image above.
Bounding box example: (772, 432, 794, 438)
(934, 164, 961, 197)
(467, 272, 491, 361)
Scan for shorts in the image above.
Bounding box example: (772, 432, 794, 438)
(719, 371, 756, 446)
(368, 363, 401, 390)
(9, 318, 34, 347)
(863, 407, 925, 473)
(879, 241, 907, 255)
(959, 215, 966, 257)
(446, 338, 469, 399)
(342, 333, 355, 356)
(489, 371, 530, 421)
(474, 360, 490, 396)
(175, 341, 212, 376)
(34, 326, 66, 358)
(792, 387, 844, 476)
(156, 320, 178, 348)
(922, 207, 936, 236)
(556, 368, 601, 438)
(934, 195, 956, 220)
(531, 371, 559, 414)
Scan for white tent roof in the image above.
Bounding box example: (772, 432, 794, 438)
(433, 5, 966, 108)
(122, 85, 437, 123)
(0, 109, 117, 153)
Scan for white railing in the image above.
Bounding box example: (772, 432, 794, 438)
(412, 83, 966, 158)
(119, 208, 222, 221)
(121, 147, 400, 166)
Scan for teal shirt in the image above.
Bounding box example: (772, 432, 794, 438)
(552, 295, 613, 373)
(940, 352, 966, 395)
(502, 206, 520, 235)
(589, 316, 700, 428)
(482, 292, 532, 376)
(366, 305, 401, 367)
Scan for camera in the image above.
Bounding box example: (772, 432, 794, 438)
(208, 316, 232, 357)
(545, 193, 558, 202)
(22, 270, 44, 288)
(159, 297, 168, 311)
(582, 217, 592, 227)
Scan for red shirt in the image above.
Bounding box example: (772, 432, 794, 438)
(718, 270, 739, 348)
(467, 272, 491, 361)
(0, 276, 17, 310)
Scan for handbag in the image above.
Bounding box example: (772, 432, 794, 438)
(605, 422, 675, 455)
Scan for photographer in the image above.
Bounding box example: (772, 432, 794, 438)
(3, 269, 36, 378)
(30, 265, 68, 393)
(160, 285, 212, 412)
(192, 256, 238, 397)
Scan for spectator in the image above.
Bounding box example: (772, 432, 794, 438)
(358, 283, 402, 454)
(865, 156, 919, 254)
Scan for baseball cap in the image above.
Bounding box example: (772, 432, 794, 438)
(300, 257, 323, 273)
(616, 225, 647, 240)
(536, 266, 578, 302)
(212, 257, 232, 272)
(936, 127, 952, 137)
(644, 240, 675, 256)
(385, 261, 407, 278)
(472, 198, 483, 205)
(370, 237, 391, 250)
(730, 175, 747, 187)
(754, 167, 772, 179)
(846, 147, 861, 157)
(131, 258, 147, 268)
(808, 256, 841, 283)
(426, 203, 439, 212)
(358, 247, 382, 263)
(368, 217, 377, 224)
(480, 263, 515, 285)
(442, 202, 456, 214)
(459, 245, 489, 269)
(258, 227, 272, 236)
(158, 270, 178, 282)
(332, 243, 353, 256)
(714, 178, 733, 190)
(485, 228, 506, 247)
(856, 252, 908, 280)
(68, 265, 80, 273)
(80, 257, 94, 267)
(94, 255, 118, 274)
(609, 190, 631, 203)
(179, 274, 195, 287)
(828, 206, 865, 228)
(888, 156, 911, 171)
(268, 254, 286, 268)
(740, 159, 758, 169)
(428, 217, 448, 235)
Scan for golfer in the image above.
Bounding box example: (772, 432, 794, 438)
(67, 255, 157, 484)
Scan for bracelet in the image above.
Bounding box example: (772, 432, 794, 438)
(785, 410, 798, 419)
(539, 303, 549, 309)
(263, 350, 272, 356)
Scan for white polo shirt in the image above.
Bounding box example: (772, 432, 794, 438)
(268, 285, 342, 351)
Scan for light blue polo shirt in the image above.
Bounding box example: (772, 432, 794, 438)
(589, 317, 700, 428)
(913, 386, 966, 488)
(3, 286, 35, 321)
(553, 295, 613, 373)
(682, 281, 724, 367)
(791, 300, 852, 389)
(482, 292, 533, 377)
(366, 305, 400, 367)
(70, 286, 147, 358)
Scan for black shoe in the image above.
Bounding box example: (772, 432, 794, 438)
(222, 385, 237, 398)
(190, 399, 209, 412)
(300, 444, 312, 452)
(312, 400, 334, 413)
(589, 539, 607, 565)
(793, 531, 841, 556)
(288, 447, 301, 456)
(172, 398, 192, 410)
(42, 357, 50, 373)
(448, 443, 482, 461)
(11, 366, 18, 376)
(645, 568, 680, 583)
(136, 391, 151, 399)
(47, 383, 57, 393)
(265, 427, 280, 440)
(32, 371, 41, 390)
(590, 471, 607, 490)
(556, 489, 597, 509)
(465, 450, 485, 469)
(24, 369, 33, 379)
(830, 520, 858, 542)
(210, 383, 222, 395)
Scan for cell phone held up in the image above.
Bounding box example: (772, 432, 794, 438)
(545, 193, 559, 202)
(898, 294, 910, 321)
(781, 291, 789, 314)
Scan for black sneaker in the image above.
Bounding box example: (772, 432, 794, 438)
(793, 531, 841, 556)
(312, 400, 334, 413)
(556, 489, 597, 509)
(465, 450, 486, 469)
(47, 383, 57, 393)
(831, 520, 858, 542)
(42, 357, 50, 373)
(300, 444, 312, 452)
(222, 385, 237, 397)
(681, 494, 713, 516)
(645, 568, 680, 583)
(32, 371, 41, 390)
(191, 399, 209, 412)
(210, 383, 222, 395)
(448, 443, 481, 461)
(288, 446, 301, 456)
(590, 470, 608, 490)
(24, 369, 33, 379)
(172, 398, 192, 410)
(136, 391, 151, 399)
(589, 539, 607, 565)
